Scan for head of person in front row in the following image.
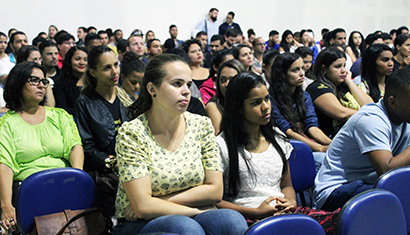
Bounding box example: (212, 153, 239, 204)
(360, 43, 393, 102)
(0, 62, 83, 233)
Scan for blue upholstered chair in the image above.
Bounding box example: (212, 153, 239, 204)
(244, 214, 325, 235)
(288, 139, 316, 206)
(375, 166, 410, 234)
(337, 189, 406, 235)
(16, 168, 98, 234)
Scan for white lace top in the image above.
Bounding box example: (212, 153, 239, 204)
(216, 129, 293, 208)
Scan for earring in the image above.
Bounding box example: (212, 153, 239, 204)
(153, 94, 156, 98)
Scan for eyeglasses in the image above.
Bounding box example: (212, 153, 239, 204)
(255, 43, 265, 46)
(27, 76, 50, 87)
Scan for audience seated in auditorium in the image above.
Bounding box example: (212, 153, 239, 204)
(314, 68, 410, 212)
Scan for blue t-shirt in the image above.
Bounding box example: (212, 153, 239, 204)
(313, 100, 410, 209)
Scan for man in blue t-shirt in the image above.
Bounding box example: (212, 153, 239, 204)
(314, 68, 410, 211)
(218, 11, 241, 37)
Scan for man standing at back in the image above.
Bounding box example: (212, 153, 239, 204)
(218, 11, 241, 37)
(314, 69, 410, 211)
(169, 25, 183, 48)
(196, 8, 219, 44)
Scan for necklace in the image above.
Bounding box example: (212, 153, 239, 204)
(247, 137, 260, 151)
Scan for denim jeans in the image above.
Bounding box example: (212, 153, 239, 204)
(321, 180, 374, 211)
(113, 209, 248, 235)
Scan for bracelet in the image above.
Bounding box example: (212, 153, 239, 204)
(104, 155, 116, 169)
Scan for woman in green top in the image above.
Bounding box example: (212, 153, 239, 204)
(0, 62, 83, 233)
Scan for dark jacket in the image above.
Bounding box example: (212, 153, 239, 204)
(75, 89, 129, 172)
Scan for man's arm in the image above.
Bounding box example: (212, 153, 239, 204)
(368, 147, 410, 176)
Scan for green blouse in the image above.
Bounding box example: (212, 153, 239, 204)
(0, 106, 82, 181)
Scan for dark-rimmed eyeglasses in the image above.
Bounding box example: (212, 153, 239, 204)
(27, 76, 50, 88)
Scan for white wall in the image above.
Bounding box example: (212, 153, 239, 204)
(2, 0, 409, 43)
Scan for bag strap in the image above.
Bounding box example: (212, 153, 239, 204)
(55, 208, 103, 235)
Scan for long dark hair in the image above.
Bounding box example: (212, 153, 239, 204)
(313, 46, 348, 101)
(270, 53, 307, 132)
(221, 71, 288, 198)
(61, 46, 88, 94)
(279, 30, 293, 52)
(4, 62, 47, 111)
(82, 45, 114, 94)
(16, 45, 39, 64)
(348, 31, 365, 59)
(128, 53, 188, 119)
(295, 47, 314, 79)
(232, 44, 253, 71)
(212, 59, 245, 114)
(361, 44, 392, 102)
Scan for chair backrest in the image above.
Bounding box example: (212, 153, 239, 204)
(244, 214, 325, 235)
(288, 139, 316, 192)
(337, 189, 406, 235)
(16, 168, 97, 234)
(375, 166, 410, 233)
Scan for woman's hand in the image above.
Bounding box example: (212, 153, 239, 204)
(124, 204, 138, 221)
(252, 197, 280, 219)
(400, 56, 410, 69)
(1, 205, 17, 232)
(274, 197, 297, 215)
(342, 71, 353, 84)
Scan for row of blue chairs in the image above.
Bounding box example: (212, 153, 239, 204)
(13, 140, 410, 234)
(245, 189, 406, 235)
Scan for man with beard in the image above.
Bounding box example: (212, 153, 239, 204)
(39, 40, 60, 84)
(196, 8, 219, 44)
(169, 25, 183, 48)
(224, 28, 238, 49)
(218, 11, 241, 36)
